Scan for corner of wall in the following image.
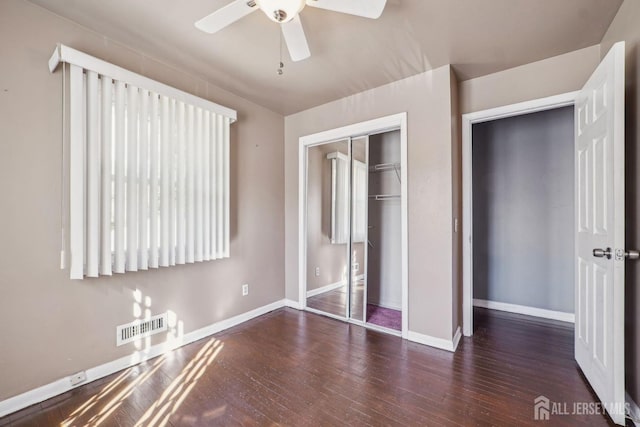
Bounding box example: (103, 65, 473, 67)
(449, 67, 463, 335)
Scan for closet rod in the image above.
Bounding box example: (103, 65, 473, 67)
(369, 194, 401, 201)
(369, 162, 400, 173)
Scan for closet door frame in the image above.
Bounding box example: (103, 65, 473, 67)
(298, 113, 408, 338)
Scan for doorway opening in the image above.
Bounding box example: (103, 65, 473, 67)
(462, 92, 578, 336)
(472, 105, 575, 331)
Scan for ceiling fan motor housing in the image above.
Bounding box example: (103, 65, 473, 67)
(274, 9, 287, 22)
(256, 0, 306, 23)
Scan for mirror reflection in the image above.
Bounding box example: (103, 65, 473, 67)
(304, 130, 402, 332)
(305, 140, 351, 318)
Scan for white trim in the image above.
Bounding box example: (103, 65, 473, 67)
(473, 299, 575, 323)
(462, 92, 578, 337)
(462, 92, 579, 125)
(0, 299, 286, 418)
(48, 44, 236, 122)
(407, 328, 460, 353)
(626, 392, 640, 425)
(298, 113, 409, 339)
(299, 114, 406, 147)
(298, 130, 308, 311)
(363, 322, 402, 337)
(452, 326, 462, 351)
(399, 114, 408, 338)
(306, 281, 345, 298)
(283, 299, 303, 310)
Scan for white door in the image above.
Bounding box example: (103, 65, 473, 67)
(575, 41, 625, 425)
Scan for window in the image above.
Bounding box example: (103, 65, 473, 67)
(50, 45, 236, 279)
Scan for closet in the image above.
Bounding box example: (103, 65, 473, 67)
(366, 131, 402, 330)
(304, 129, 403, 334)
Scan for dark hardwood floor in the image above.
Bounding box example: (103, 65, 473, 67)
(0, 308, 626, 426)
(306, 282, 365, 321)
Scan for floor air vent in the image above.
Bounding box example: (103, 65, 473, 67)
(116, 313, 168, 346)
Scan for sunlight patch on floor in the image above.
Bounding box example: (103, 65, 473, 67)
(134, 338, 224, 427)
(61, 356, 166, 427)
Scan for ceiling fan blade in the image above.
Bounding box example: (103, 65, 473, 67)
(195, 0, 258, 34)
(281, 16, 311, 62)
(306, 0, 386, 19)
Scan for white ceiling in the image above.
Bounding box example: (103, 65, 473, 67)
(28, 0, 622, 115)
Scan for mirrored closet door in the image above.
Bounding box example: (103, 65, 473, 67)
(305, 138, 351, 319)
(349, 136, 368, 322)
(304, 130, 403, 333)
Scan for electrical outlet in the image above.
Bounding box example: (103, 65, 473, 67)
(242, 284, 249, 296)
(315, 267, 320, 277)
(69, 371, 87, 386)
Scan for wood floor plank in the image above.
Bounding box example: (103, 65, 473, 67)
(0, 307, 627, 426)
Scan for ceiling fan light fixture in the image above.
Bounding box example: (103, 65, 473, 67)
(256, 0, 306, 23)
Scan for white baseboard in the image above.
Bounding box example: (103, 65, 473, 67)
(364, 321, 402, 337)
(283, 299, 303, 310)
(0, 299, 287, 419)
(473, 299, 575, 323)
(407, 326, 461, 353)
(306, 281, 344, 298)
(627, 392, 640, 425)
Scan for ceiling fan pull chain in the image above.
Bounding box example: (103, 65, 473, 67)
(277, 27, 284, 75)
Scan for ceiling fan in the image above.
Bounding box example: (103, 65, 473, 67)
(195, 0, 387, 62)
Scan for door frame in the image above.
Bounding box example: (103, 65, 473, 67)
(462, 92, 579, 337)
(298, 112, 409, 338)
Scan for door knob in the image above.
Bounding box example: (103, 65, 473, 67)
(593, 247, 612, 259)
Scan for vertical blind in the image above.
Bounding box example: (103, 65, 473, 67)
(53, 45, 236, 279)
(327, 152, 366, 245)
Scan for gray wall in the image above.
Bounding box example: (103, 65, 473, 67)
(472, 106, 574, 313)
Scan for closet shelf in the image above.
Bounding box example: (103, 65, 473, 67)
(369, 194, 401, 201)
